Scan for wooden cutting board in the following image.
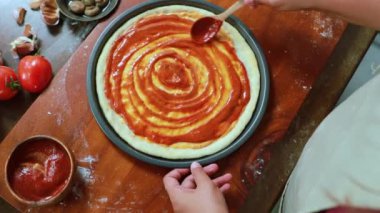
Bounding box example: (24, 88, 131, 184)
(0, 0, 347, 212)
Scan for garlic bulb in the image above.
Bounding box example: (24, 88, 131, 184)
(10, 36, 39, 58)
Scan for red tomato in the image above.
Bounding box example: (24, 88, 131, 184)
(18, 56, 53, 93)
(0, 66, 20, 101)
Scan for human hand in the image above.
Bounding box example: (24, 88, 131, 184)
(244, 0, 314, 10)
(163, 162, 232, 213)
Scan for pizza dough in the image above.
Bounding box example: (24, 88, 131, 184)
(96, 5, 260, 159)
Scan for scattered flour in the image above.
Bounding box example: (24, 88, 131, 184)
(97, 197, 109, 204)
(295, 79, 312, 92)
(73, 128, 89, 148)
(77, 166, 95, 185)
(113, 196, 125, 205)
(313, 16, 334, 39)
(56, 113, 64, 126)
(311, 12, 344, 39)
(78, 155, 99, 164)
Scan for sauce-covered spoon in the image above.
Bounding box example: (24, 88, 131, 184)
(191, 0, 245, 44)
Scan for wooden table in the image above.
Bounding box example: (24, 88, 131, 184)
(0, 0, 376, 212)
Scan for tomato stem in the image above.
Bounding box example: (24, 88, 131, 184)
(6, 77, 21, 90)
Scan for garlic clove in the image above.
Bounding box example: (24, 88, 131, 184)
(14, 8, 27, 25)
(40, 0, 60, 26)
(84, 5, 100, 17)
(69, 1, 85, 15)
(30, 0, 42, 10)
(23, 24, 34, 38)
(82, 0, 95, 6)
(95, 0, 108, 8)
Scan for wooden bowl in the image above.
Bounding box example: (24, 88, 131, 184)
(4, 135, 75, 206)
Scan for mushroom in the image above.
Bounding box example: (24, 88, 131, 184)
(84, 5, 100, 16)
(95, 0, 108, 8)
(82, 0, 95, 6)
(68, 1, 85, 15)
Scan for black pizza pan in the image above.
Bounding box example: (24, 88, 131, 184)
(87, 0, 270, 168)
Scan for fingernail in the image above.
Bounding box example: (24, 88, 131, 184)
(191, 162, 201, 169)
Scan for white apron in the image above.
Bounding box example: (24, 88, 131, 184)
(280, 73, 380, 212)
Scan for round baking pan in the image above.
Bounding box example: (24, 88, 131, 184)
(87, 0, 270, 168)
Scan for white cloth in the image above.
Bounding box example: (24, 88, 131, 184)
(280, 73, 380, 212)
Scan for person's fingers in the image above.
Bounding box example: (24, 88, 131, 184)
(163, 168, 190, 194)
(212, 173, 232, 187)
(190, 162, 212, 187)
(181, 175, 195, 188)
(219, 183, 231, 193)
(181, 164, 219, 188)
(181, 175, 195, 189)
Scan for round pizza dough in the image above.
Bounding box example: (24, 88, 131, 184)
(96, 5, 260, 159)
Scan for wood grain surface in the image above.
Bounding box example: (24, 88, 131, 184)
(0, 0, 347, 212)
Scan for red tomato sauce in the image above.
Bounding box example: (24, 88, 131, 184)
(104, 14, 251, 145)
(7, 139, 71, 201)
(191, 17, 223, 43)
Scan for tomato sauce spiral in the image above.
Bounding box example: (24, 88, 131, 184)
(104, 14, 251, 145)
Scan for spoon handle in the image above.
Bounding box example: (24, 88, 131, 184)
(216, 0, 245, 21)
